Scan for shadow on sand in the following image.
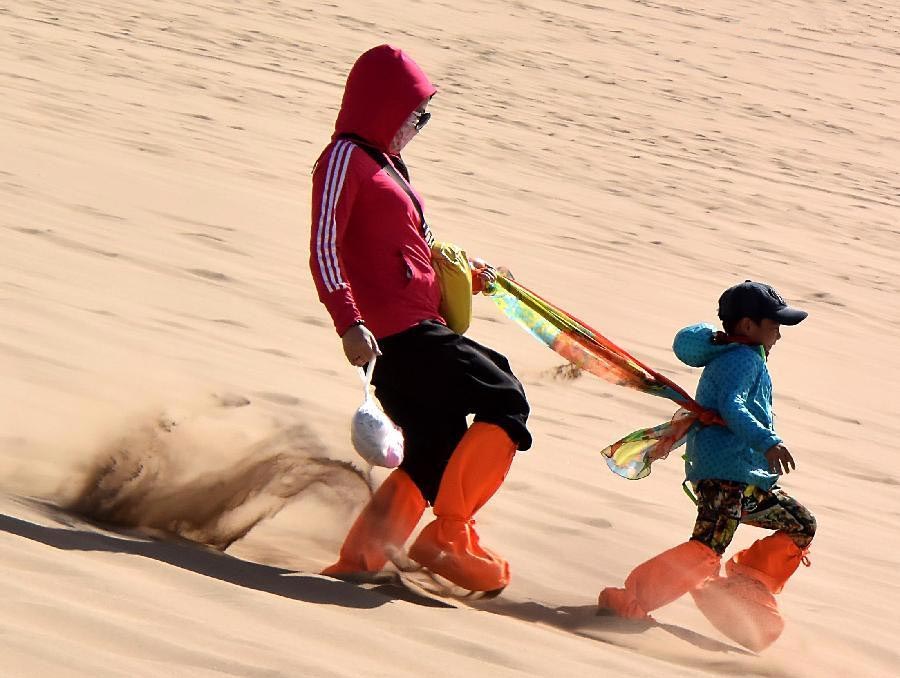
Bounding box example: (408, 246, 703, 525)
(0, 506, 453, 610)
(471, 598, 754, 656)
(0, 502, 753, 656)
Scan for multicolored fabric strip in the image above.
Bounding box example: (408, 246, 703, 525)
(485, 274, 723, 479)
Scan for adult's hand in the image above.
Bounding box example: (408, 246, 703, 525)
(341, 324, 380, 367)
(764, 443, 796, 475)
(469, 257, 498, 294)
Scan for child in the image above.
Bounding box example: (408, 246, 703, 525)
(598, 280, 816, 651)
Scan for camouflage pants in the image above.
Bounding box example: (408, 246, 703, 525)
(690, 480, 816, 555)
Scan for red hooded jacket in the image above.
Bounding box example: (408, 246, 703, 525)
(309, 45, 443, 338)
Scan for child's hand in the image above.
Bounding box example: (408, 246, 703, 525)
(765, 443, 796, 475)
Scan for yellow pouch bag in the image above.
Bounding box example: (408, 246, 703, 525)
(431, 241, 473, 335)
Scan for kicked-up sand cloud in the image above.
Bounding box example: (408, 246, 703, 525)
(62, 399, 373, 551)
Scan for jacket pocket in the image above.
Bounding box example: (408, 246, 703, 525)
(398, 245, 431, 285)
(398, 244, 441, 310)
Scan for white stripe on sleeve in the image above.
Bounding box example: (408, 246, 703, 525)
(315, 140, 354, 292)
(326, 142, 354, 289)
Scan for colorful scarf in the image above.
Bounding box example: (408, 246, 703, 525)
(485, 274, 724, 479)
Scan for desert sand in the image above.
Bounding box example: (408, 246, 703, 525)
(1, 1, 899, 676)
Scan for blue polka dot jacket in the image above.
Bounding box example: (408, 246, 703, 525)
(673, 323, 781, 490)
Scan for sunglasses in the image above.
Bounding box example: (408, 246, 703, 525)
(411, 110, 431, 131)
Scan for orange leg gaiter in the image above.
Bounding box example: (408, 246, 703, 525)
(691, 532, 808, 651)
(322, 468, 426, 576)
(598, 540, 721, 619)
(407, 422, 515, 592)
(726, 531, 806, 594)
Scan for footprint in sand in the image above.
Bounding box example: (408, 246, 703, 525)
(186, 268, 236, 283)
(254, 392, 303, 407)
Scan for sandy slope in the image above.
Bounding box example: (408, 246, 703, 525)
(1, 1, 899, 676)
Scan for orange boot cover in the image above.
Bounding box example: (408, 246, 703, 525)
(321, 469, 426, 576)
(598, 540, 721, 620)
(690, 532, 805, 651)
(407, 422, 515, 592)
(691, 574, 783, 652)
(725, 531, 805, 594)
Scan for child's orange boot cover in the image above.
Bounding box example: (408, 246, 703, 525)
(322, 468, 426, 576)
(726, 531, 805, 594)
(691, 574, 783, 652)
(598, 540, 721, 619)
(408, 422, 515, 592)
(691, 533, 806, 651)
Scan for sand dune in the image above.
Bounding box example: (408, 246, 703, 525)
(1, 1, 898, 676)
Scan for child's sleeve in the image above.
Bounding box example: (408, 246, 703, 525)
(708, 351, 782, 453)
(309, 141, 363, 336)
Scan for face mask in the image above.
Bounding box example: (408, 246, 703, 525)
(388, 109, 429, 154)
(388, 125, 417, 154)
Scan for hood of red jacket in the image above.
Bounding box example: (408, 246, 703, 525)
(332, 45, 436, 152)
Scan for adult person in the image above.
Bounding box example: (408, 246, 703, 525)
(310, 45, 531, 594)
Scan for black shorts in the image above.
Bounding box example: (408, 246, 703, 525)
(371, 320, 531, 504)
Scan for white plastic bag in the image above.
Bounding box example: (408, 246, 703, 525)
(350, 357, 404, 468)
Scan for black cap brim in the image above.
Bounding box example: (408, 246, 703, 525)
(772, 306, 808, 325)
